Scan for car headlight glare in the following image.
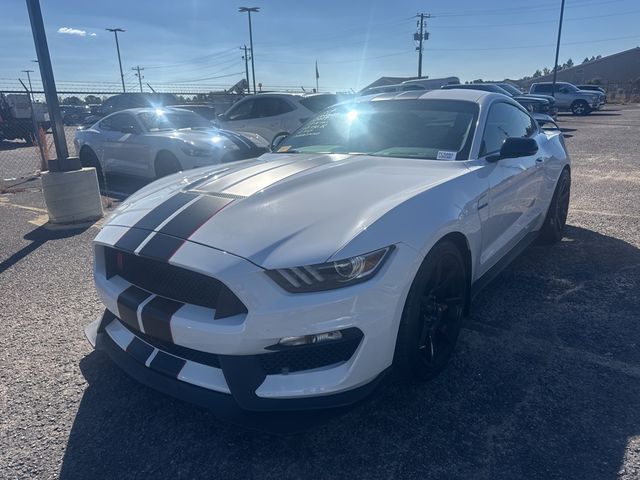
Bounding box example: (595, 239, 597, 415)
(266, 246, 394, 293)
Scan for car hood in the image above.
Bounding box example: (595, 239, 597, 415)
(514, 95, 546, 104)
(146, 128, 269, 149)
(106, 153, 468, 268)
(522, 93, 556, 103)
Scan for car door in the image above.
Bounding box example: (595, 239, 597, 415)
(103, 112, 150, 177)
(477, 101, 545, 274)
(223, 97, 297, 141)
(220, 98, 255, 133)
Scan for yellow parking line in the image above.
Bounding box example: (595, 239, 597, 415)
(0, 197, 48, 214)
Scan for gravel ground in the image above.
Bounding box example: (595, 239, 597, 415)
(1, 106, 640, 479)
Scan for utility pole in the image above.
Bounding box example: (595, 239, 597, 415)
(241, 45, 251, 94)
(21, 69, 35, 101)
(239, 7, 260, 94)
(132, 65, 144, 92)
(414, 13, 431, 78)
(551, 0, 566, 97)
(106, 28, 126, 92)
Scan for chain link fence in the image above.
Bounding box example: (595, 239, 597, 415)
(0, 84, 249, 199)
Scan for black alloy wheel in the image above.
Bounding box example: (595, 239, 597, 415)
(395, 241, 467, 381)
(539, 168, 571, 243)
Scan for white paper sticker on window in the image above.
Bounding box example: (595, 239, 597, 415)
(437, 150, 457, 160)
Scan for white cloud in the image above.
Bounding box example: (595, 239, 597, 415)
(90, 33, 97, 37)
(57, 27, 91, 37)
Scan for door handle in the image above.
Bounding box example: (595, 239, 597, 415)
(535, 157, 544, 163)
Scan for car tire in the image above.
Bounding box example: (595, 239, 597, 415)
(155, 151, 182, 179)
(539, 168, 571, 244)
(393, 240, 467, 382)
(79, 147, 104, 181)
(570, 100, 590, 116)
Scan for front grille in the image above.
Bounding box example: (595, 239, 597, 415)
(259, 329, 363, 375)
(105, 247, 247, 319)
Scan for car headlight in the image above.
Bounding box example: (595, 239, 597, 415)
(266, 246, 394, 293)
(181, 145, 216, 157)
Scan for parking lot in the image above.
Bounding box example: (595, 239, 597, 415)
(1, 105, 640, 479)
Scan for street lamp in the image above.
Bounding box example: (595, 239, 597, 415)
(239, 7, 259, 94)
(551, 0, 565, 97)
(106, 28, 126, 92)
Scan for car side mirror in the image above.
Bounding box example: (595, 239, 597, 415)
(120, 125, 137, 134)
(217, 113, 227, 122)
(487, 137, 538, 162)
(270, 131, 290, 152)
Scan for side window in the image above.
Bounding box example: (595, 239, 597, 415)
(535, 84, 551, 94)
(226, 99, 254, 121)
(481, 103, 536, 156)
(250, 98, 295, 118)
(101, 113, 137, 132)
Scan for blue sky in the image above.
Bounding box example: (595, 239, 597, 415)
(2, 0, 639, 92)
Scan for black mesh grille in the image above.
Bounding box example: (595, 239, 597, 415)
(259, 329, 363, 375)
(105, 247, 247, 319)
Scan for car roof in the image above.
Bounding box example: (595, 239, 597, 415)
(102, 107, 193, 115)
(355, 88, 501, 106)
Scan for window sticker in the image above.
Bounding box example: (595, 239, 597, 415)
(436, 150, 457, 160)
(277, 145, 291, 152)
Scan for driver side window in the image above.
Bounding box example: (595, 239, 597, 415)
(481, 103, 536, 156)
(226, 99, 254, 121)
(100, 113, 137, 133)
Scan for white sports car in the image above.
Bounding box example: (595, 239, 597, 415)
(85, 89, 570, 416)
(74, 108, 269, 179)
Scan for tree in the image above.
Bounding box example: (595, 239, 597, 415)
(590, 56, 596, 62)
(590, 78, 602, 86)
(533, 69, 542, 78)
(583, 57, 590, 64)
(61, 96, 83, 105)
(543, 67, 551, 75)
(84, 95, 101, 104)
(596, 55, 602, 60)
(472, 78, 484, 84)
(566, 58, 574, 68)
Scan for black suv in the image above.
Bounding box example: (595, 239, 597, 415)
(98, 93, 178, 117)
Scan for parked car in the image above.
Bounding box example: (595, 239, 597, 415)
(576, 85, 607, 103)
(529, 82, 603, 115)
(359, 84, 426, 96)
(492, 83, 557, 105)
(61, 105, 92, 125)
(85, 89, 571, 420)
(98, 93, 179, 117)
(74, 107, 268, 179)
(441, 83, 557, 117)
(400, 76, 461, 90)
(216, 93, 340, 141)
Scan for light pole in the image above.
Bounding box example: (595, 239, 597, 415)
(239, 7, 259, 94)
(106, 28, 126, 92)
(21, 69, 34, 100)
(551, 0, 565, 97)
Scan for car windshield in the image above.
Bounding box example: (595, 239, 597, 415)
(278, 99, 479, 161)
(137, 110, 211, 131)
(561, 84, 579, 92)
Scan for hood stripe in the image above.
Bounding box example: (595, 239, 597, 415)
(137, 195, 233, 261)
(223, 155, 335, 197)
(114, 191, 198, 252)
(188, 155, 336, 199)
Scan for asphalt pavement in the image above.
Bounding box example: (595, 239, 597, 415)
(1, 106, 640, 479)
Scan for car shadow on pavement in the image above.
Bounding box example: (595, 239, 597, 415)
(0, 224, 91, 275)
(60, 225, 640, 480)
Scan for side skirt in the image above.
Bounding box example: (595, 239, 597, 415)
(470, 230, 539, 301)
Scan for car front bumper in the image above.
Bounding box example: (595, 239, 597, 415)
(87, 310, 388, 416)
(89, 225, 418, 413)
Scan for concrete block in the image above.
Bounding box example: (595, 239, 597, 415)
(41, 167, 103, 224)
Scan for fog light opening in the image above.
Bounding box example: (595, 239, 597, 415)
(278, 330, 343, 347)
